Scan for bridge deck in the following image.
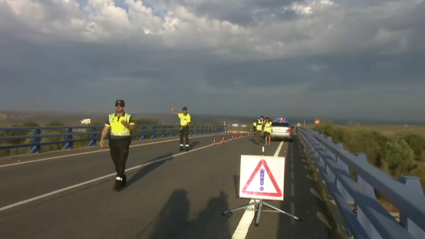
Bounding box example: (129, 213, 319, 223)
(0, 134, 330, 239)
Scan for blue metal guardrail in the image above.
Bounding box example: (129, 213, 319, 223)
(0, 125, 227, 155)
(298, 127, 425, 239)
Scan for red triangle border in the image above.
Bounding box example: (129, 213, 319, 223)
(241, 159, 282, 197)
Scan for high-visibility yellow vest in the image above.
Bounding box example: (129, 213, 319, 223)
(106, 113, 133, 136)
(178, 113, 191, 126)
(256, 120, 264, 131)
(264, 122, 272, 133)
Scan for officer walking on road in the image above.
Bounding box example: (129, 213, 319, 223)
(171, 106, 191, 151)
(100, 99, 137, 192)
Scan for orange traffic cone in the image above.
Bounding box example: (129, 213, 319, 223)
(213, 139, 217, 145)
(222, 137, 225, 143)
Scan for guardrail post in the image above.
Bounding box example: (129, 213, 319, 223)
(30, 128, 41, 154)
(324, 136, 335, 180)
(201, 126, 204, 134)
(336, 142, 355, 203)
(309, 135, 322, 167)
(190, 126, 194, 135)
(140, 126, 146, 140)
(151, 126, 156, 139)
(161, 126, 166, 138)
(62, 127, 73, 150)
(195, 126, 199, 135)
(356, 153, 382, 239)
(88, 127, 97, 146)
(399, 176, 425, 239)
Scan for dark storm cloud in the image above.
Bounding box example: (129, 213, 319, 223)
(302, 53, 425, 91)
(0, 0, 425, 121)
(201, 57, 315, 87)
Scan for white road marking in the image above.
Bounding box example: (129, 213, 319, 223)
(0, 137, 234, 213)
(231, 141, 284, 239)
(231, 198, 257, 239)
(274, 141, 284, 157)
(291, 141, 296, 225)
(0, 134, 226, 169)
(291, 183, 295, 196)
(291, 201, 295, 225)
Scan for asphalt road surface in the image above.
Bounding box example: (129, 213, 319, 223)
(0, 134, 331, 239)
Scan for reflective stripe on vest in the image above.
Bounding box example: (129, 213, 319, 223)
(109, 113, 131, 136)
(264, 122, 272, 132)
(256, 120, 263, 131)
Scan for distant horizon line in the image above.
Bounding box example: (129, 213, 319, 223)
(0, 109, 423, 125)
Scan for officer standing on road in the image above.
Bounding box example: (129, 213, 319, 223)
(100, 99, 137, 192)
(264, 117, 272, 145)
(255, 116, 264, 144)
(171, 106, 191, 151)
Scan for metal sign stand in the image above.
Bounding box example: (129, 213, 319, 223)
(222, 146, 301, 226)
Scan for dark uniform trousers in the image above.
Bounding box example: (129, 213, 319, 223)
(256, 130, 263, 144)
(256, 122, 263, 144)
(180, 126, 189, 147)
(109, 136, 132, 178)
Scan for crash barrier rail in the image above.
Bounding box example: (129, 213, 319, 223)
(0, 125, 227, 155)
(298, 127, 425, 239)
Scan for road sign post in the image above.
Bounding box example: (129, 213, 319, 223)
(222, 153, 301, 226)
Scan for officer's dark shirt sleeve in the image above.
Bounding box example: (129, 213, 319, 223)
(105, 117, 111, 127)
(129, 115, 136, 125)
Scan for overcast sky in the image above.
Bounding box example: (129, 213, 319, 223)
(0, 0, 424, 121)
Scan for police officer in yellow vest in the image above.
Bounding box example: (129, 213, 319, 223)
(171, 106, 191, 151)
(264, 117, 272, 145)
(255, 116, 264, 144)
(100, 99, 137, 191)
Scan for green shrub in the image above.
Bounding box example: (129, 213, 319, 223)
(313, 121, 424, 185)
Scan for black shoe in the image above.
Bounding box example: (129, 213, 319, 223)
(179, 146, 183, 151)
(185, 147, 190, 151)
(113, 177, 123, 192)
(122, 175, 127, 187)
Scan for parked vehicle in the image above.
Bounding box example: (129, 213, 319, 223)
(270, 120, 294, 142)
